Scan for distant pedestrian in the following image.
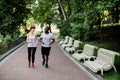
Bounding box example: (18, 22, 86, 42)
(26, 26, 38, 68)
(40, 26, 55, 68)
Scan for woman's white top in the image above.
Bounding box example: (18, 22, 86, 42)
(40, 33, 54, 47)
(27, 33, 37, 47)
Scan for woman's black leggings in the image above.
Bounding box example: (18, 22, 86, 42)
(28, 47, 37, 63)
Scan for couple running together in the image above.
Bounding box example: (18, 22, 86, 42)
(26, 26, 55, 68)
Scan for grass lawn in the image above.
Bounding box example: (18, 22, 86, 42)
(103, 71, 120, 80)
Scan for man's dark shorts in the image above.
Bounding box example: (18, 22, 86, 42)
(41, 46, 51, 56)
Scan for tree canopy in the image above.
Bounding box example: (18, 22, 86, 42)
(33, 0, 58, 24)
(0, 0, 35, 37)
(0, 0, 119, 41)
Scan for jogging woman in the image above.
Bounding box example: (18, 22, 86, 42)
(26, 26, 38, 68)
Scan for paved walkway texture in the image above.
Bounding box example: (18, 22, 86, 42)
(0, 42, 95, 80)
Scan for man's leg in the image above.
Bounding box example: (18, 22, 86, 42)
(45, 47, 51, 68)
(42, 55, 45, 65)
(45, 55, 49, 68)
(41, 47, 45, 65)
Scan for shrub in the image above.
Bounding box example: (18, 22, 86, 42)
(4, 35, 13, 44)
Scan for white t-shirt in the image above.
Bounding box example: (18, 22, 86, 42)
(40, 33, 54, 47)
(27, 33, 37, 47)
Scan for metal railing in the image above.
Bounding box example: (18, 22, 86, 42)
(0, 36, 25, 55)
(7, 36, 25, 49)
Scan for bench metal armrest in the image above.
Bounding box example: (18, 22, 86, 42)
(87, 56, 96, 61)
(69, 45, 74, 47)
(76, 50, 83, 54)
(100, 62, 116, 75)
(102, 62, 117, 72)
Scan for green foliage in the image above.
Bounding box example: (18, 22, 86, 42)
(57, 0, 119, 41)
(0, 0, 35, 37)
(4, 35, 13, 44)
(57, 20, 71, 37)
(33, 0, 57, 24)
(0, 42, 7, 55)
(103, 71, 120, 80)
(0, 34, 4, 43)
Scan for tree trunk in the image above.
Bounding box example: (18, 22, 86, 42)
(112, 1, 120, 23)
(48, 22, 51, 33)
(57, 0, 67, 20)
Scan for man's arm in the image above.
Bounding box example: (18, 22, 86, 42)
(50, 38, 55, 45)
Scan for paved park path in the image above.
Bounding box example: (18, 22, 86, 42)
(0, 42, 95, 80)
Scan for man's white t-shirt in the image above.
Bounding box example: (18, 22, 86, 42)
(40, 33, 54, 47)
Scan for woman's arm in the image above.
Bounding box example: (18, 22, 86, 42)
(26, 34, 31, 43)
(36, 35, 39, 45)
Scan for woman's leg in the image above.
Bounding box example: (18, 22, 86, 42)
(31, 47, 36, 68)
(28, 47, 32, 67)
(28, 47, 32, 63)
(32, 47, 37, 63)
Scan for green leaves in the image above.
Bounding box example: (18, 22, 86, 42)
(0, 0, 34, 37)
(1, 14, 14, 26)
(33, 0, 57, 24)
(57, 0, 119, 41)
